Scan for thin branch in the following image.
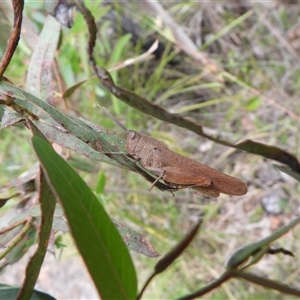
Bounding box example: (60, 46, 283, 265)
(177, 270, 234, 300)
(0, 0, 24, 78)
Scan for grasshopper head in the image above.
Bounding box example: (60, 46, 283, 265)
(126, 130, 142, 157)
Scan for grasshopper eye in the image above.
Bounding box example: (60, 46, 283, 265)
(129, 131, 136, 140)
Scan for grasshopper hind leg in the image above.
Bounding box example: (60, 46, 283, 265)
(146, 167, 165, 191)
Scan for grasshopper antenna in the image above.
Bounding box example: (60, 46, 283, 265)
(99, 105, 129, 133)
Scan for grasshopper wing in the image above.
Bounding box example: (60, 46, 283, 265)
(156, 148, 247, 196)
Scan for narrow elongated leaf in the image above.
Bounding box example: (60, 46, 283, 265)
(63, 78, 90, 98)
(0, 284, 55, 300)
(31, 136, 137, 299)
(26, 15, 61, 103)
(34, 121, 117, 166)
(226, 216, 300, 269)
(17, 168, 56, 299)
(137, 219, 202, 300)
(113, 220, 160, 258)
(1, 107, 24, 128)
(155, 219, 202, 273)
(0, 228, 36, 271)
(236, 140, 300, 174)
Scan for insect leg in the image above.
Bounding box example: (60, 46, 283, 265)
(144, 167, 165, 191)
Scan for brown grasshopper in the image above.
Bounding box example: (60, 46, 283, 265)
(102, 107, 247, 197)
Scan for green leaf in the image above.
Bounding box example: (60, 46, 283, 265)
(0, 228, 36, 271)
(62, 78, 91, 98)
(113, 220, 160, 258)
(96, 171, 106, 194)
(26, 15, 61, 102)
(0, 284, 55, 300)
(35, 121, 119, 167)
(17, 169, 56, 299)
(31, 136, 137, 299)
(226, 216, 300, 270)
(1, 107, 24, 128)
(68, 156, 99, 173)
